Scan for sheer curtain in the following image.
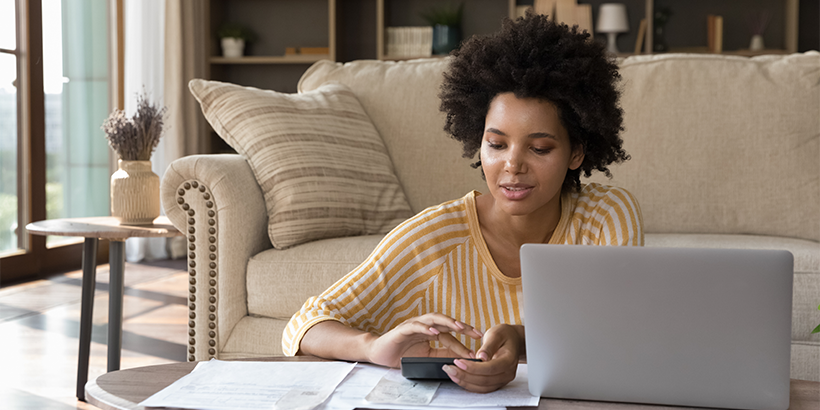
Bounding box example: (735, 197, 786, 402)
(124, 0, 168, 262)
(124, 0, 207, 262)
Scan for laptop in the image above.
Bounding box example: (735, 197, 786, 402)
(520, 244, 793, 410)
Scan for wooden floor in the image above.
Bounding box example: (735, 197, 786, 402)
(0, 258, 188, 409)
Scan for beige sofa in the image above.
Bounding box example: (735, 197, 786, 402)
(161, 52, 820, 381)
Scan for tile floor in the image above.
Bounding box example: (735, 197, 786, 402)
(0, 258, 188, 409)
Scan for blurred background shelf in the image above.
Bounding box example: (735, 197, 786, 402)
(210, 55, 332, 65)
(200, 0, 817, 153)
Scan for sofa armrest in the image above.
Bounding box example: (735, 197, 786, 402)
(161, 154, 271, 361)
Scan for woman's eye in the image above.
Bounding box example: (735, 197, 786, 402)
(487, 142, 503, 149)
(532, 147, 551, 154)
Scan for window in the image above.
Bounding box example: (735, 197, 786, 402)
(0, 0, 114, 282)
(0, 0, 18, 256)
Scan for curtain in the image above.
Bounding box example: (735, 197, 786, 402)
(163, 0, 207, 162)
(124, 0, 207, 262)
(123, 0, 167, 262)
(160, 0, 208, 260)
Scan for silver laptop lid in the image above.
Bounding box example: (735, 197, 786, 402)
(520, 244, 793, 410)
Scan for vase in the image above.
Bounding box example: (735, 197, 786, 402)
(432, 24, 461, 55)
(749, 34, 765, 51)
(110, 160, 160, 225)
(221, 37, 245, 58)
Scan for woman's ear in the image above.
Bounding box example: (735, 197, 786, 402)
(568, 146, 585, 171)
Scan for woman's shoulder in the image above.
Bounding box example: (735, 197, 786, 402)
(577, 183, 638, 203)
(565, 183, 644, 245)
(412, 191, 474, 219)
(386, 192, 474, 236)
(572, 183, 642, 217)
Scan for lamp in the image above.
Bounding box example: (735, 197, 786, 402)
(596, 3, 629, 54)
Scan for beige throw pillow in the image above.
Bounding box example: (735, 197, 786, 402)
(189, 79, 413, 249)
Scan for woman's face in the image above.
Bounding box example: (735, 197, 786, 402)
(480, 93, 584, 218)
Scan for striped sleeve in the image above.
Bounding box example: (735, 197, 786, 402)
(593, 184, 643, 246)
(281, 198, 471, 356)
(571, 183, 644, 246)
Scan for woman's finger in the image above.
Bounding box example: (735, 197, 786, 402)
(414, 313, 483, 339)
(475, 323, 522, 362)
(394, 320, 445, 340)
(433, 332, 474, 358)
(441, 361, 516, 393)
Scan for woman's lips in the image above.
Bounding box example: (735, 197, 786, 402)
(500, 185, 533, 200)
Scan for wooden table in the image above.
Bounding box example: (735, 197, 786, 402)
(26, 216, 182, 401)
(85, 357, 820, 410)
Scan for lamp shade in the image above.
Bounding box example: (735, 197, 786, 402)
(596, 3, 629, 33)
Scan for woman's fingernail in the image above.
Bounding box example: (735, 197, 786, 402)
(478, 351, 489, 361)
(454, 321, 465, 330)
(429, 327, 440, 335)
(454, 359, 468, 370)
(442, 366, 460, 383)
(474, 329, 484, 337)
(469, 351, 476, 359)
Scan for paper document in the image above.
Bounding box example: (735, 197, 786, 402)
(139, 360, 537, 410)
(365, 371, 439, 405)
(139, 360, 355, 410)
(318, 363, 537, 410)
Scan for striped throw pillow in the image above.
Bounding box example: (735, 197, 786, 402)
(189, 79, 413, 249)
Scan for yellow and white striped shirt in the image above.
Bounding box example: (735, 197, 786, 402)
(282, 183, 643, 355)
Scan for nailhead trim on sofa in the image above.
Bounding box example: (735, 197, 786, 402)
(177, 180, 218, 361)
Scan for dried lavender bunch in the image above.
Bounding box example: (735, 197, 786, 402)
(102, 93, 167, 161)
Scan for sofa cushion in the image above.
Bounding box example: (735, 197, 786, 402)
(246, 234, 385, 318)
(298, 59, 487, 213)
(589, 53, 820, 242)
(645, 233, 820, 345)
(189, 80, 413, 249)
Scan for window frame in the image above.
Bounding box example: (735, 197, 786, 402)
(0, 0, 119, 283)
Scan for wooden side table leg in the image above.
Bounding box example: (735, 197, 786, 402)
(107, 240, 125, 372)
(77, 237, 98, 401)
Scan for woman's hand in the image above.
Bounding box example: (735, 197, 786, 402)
(366, 313, 483, 368)
(441, 324, 524, 393)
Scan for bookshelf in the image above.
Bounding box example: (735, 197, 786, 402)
(199, 0, 807, 153)
(376, 0, 517, 61)
(206, 0, 336, 92)
(642, 0, 799, 55)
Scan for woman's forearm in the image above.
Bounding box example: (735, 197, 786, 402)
(297, 320, 377, 362)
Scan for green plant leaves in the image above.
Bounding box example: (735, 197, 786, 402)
(813, 304, 820, 334)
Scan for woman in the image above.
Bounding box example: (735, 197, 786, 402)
(282, 12, 643, 393)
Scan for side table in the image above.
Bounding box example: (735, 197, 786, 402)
(25, 216, 182, 401)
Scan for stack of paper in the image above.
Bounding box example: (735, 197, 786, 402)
(139, 360, 539, 410)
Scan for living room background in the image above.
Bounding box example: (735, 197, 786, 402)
(1, 0, 818, 283)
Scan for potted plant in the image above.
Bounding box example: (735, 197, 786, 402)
(101, 93, 166, 224)
(217, 23, 256, 58)
(421, 2, 464, 55)
(814, 304, 820, 334)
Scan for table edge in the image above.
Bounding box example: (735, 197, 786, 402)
(86, 378, 142, 410)
(85, 359, 820, 410)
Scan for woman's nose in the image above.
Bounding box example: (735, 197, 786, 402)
(504, 148, 526, 173)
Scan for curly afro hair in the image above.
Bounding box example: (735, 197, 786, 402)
(439, 12, 629, 192)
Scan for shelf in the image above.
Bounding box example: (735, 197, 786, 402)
(376, 0, 516, 61)
(643, 0, 798, 54)
(210, 55, 331, 64)
(664, 47, 790, 56)
(379, 54, 447, 61)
